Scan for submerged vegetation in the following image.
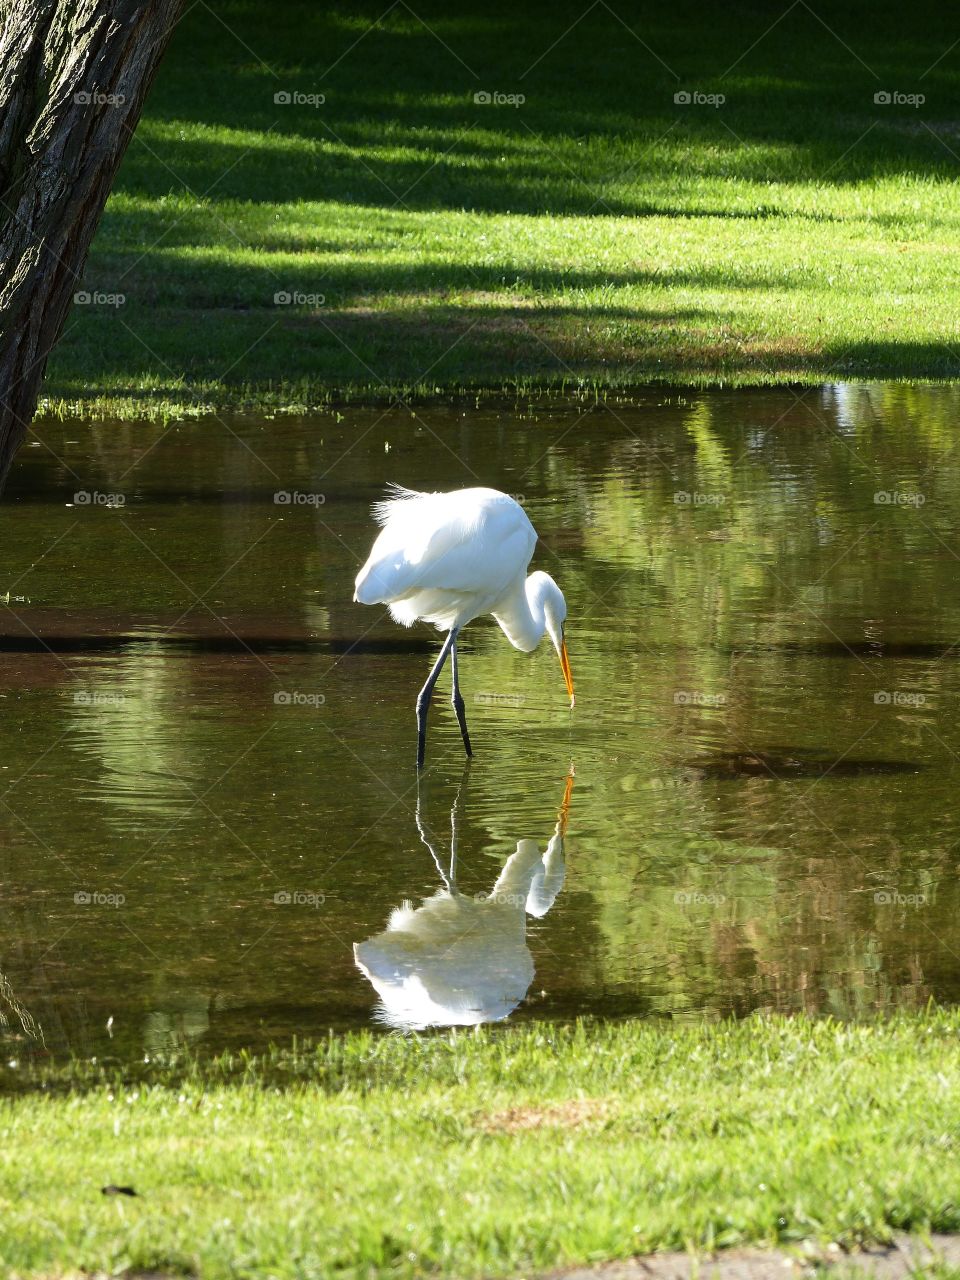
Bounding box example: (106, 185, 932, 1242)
(44, 0, 960, 416)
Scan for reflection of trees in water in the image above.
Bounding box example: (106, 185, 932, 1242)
(566, 758, 958, 1018)
(571, 389, 960, 644)
(514, 386, 960, 1017)
(69, 650, 201, 831)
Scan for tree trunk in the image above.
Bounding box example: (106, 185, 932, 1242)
(0, 0, 183, 491)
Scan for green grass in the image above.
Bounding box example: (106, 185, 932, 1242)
(43, 0, 960, 416)
(3, 1013, 960, 1277)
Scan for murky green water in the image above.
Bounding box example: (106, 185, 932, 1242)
(2, 383, 960, 1065)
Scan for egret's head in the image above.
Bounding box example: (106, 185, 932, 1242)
(529, 571, 575, 707)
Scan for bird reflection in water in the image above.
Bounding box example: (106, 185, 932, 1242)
(354, 770, 574, 1029)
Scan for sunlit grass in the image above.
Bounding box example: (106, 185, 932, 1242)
(2, 1014, 960, 1277)
(41, 0, 960, 416)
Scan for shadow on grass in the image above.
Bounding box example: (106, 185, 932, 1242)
(112, 0, 960, 218)
(45, 0, 960, 398)
(49, 295, 960, 395)
(115, 117, 945, 215)
(91, 227, 831, 300)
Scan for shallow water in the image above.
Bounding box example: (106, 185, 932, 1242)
(2, 383, 960, 1065)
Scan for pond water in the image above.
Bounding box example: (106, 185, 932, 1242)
(2, 383, 960, 1067)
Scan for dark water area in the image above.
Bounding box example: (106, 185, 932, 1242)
(2, 383, 959, 1071)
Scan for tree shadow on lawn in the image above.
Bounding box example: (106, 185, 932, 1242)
(48, 299, 960, 396)
(114, 111, 957, 217)
(58, 0, 960, 396)
(87, 227, 825, 305)
(118, 0, 960, 217)
(52, 301, 713, 388)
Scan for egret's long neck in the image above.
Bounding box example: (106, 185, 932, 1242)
(492, 575, 547, 653)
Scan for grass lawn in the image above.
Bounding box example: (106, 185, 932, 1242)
(2, 1014, 960, 1277)
(44, 0, 960, 417)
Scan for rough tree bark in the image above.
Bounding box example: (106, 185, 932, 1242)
(0, 0, 184, 492)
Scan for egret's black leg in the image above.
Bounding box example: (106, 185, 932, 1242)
(416, 628, 458, 770)
(450, 638, 473, 760)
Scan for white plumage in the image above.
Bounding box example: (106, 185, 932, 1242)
(353, 485, 574, 767)
(355, 485, 536, 634)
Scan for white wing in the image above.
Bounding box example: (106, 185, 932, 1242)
(354, 487, 537, 627)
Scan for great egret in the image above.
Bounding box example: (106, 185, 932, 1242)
(353, 485, 574, 768)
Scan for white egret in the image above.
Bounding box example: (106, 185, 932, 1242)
(353, 485, 574, 768)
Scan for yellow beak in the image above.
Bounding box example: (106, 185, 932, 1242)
(559, 636, 575, 708)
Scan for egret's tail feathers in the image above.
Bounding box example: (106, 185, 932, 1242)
(372, 483, 426, 527)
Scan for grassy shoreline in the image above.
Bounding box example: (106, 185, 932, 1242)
(2, 1013, 960, 1278)
(33, 370, 960, 426)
